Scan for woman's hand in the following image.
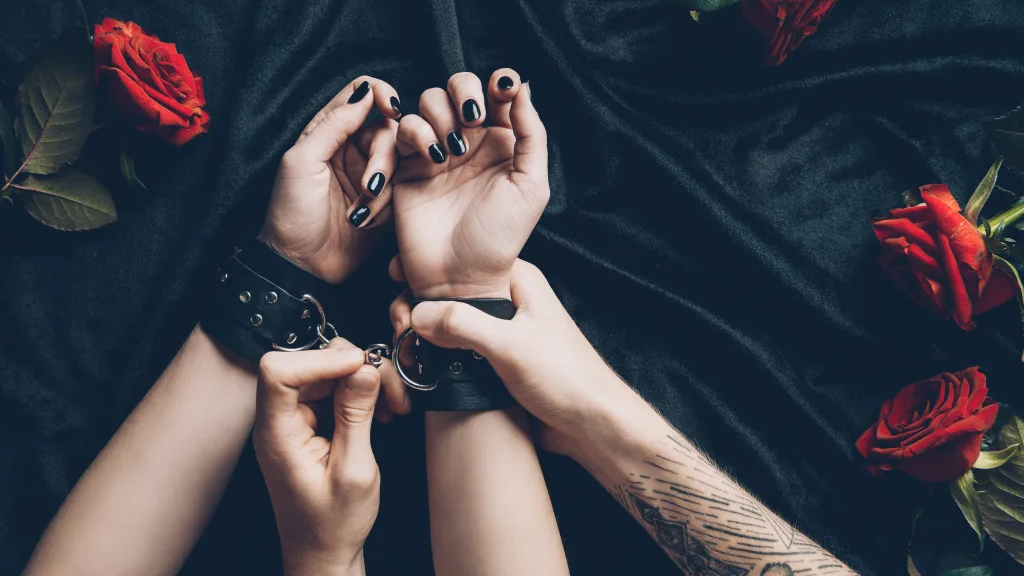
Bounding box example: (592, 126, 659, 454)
(253, 340, 382, 576)
(391, 69, 548, 299)
(259, 76, 402, 284)
(389, 260, 633, 458)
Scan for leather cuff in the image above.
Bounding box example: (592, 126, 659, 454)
(411, 298, 517, 412)
(201, 240, 339, 364)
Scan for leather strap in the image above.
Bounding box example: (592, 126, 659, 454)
(411, 299, 517, 412)
(201, 241, 335, 364)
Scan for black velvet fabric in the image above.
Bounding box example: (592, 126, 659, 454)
(3, 1, 1024, 574)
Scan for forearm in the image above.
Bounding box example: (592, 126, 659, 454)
(573, 377, 858, 576)
(24, 326, 256, 576)
(425, 407, 570, 576)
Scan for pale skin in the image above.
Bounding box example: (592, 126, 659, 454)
(22, 76, 412, 576)
(398, 259, 861, 576)
(389, 69, 570, 576)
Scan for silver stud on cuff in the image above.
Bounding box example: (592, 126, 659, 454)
(239, 291, 251, 303)
(285, 332, 297, 345)
(265, 291, 278, 305)
(251, 314, 263, 327)
(450, 361, 463, 375)
(301, 309, 311, 319)
(219, 272, 229, 283)
(472, 351, 484, 360)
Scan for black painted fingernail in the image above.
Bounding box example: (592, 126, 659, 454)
(447, 131, 467, 156)
(390, 96, 402, 116)
(462, 99, 481, 123)
(367, 172, 386, 196)
(349, 205, 371, 227)
(347, 81, 370, 104)
(497, 76, 514, 90)
(428, 143, 446, 164)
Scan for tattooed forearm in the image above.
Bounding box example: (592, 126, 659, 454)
(611, 434, 857, 576)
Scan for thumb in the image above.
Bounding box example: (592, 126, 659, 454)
(410, 301, 512, 360)
(330, 365, 380, 468)
(509, 82, 548, 184)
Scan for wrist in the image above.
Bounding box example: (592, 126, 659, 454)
(564, 377, 671, 482)
(412, 278, 512, 300)
(256, 229, 350, 286)
(283, 547, 365, 576)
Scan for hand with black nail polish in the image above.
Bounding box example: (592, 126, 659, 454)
(259, 75, 401, 285)
(392, 68, 549, 300)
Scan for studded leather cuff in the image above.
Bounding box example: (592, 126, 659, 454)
(201, 240, 341, 364)
(400, 299, 517, 412)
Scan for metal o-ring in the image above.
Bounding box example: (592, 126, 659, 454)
(272, 294, 328, 352)
(392, 327, 436, 391)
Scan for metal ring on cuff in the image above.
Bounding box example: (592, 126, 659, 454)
(272, 295, 327, 352)
(393, 327, 436, 391)
(365, 343, 391, 368)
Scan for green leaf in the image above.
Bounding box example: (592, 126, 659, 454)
(949, 471, 985, 553)
(975, 414, 1024, 564)
(14, 30, 96, 175)
(11, 170, 117, 231)
(988, 104, 1024, 166)
(119, 148, 148, 192)
(974, 444, 1021, 470)
(0, 100, 17, 179)
(964, 158, 1003, 226)
(990, 255, 1024, 361)
(679, 0, 741, 11)
(690, 10, 701, 22)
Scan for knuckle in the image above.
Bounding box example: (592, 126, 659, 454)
(258, 352, 287, 384)
(337, 403, 375, 426)
(280, 148, 304, 171)
(336, 463, 380, 493)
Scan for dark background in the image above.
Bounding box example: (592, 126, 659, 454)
(3, 0, 1024, 574)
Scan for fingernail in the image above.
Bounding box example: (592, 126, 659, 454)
(367, 172, 386, 196)
(428, 143, 446, 164)
(390, 96, 402, 116)
(446, 131, 467, 156)
(349, 205, 371, 227)
(462, 99, 481, 123)
(497, 76, 514, 90)
(347, 81, 370, 104)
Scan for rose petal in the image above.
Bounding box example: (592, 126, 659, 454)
(935, 234, 974, 329)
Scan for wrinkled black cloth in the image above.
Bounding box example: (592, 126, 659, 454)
(3, 0, 1024, 574)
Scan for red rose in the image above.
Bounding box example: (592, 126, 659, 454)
(93, 18, 210, 145)
(856, 368, 1000, 483)
(742, 0, 837, 66)
(873, 184, 1015, 330)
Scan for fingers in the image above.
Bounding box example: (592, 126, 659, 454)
(291, 76, 381, 164)
(397, 113, 446, 165)
(509, 259, 557, 310)
(389, 289, 413, 336)
(486, 68, 521, 128)
(378, 359, 412, 417)
(329, 365, 380, 474)
(389, 253, 406, 283)
(347, 118, 399, 229)
(420, 88, 466, 159)
(257, 342, 366, 420)
(447, 72, 486, 128)
(410, 301, 512, 359)
(510, 82, 548, 183)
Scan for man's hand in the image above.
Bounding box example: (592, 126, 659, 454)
(260, 76, 402, 284)
(253, 340, 382, 576)
(389, 260, 632, 457)
(392, 69, 548, 299)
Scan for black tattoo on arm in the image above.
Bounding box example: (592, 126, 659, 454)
(612, 434, 858, 576)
